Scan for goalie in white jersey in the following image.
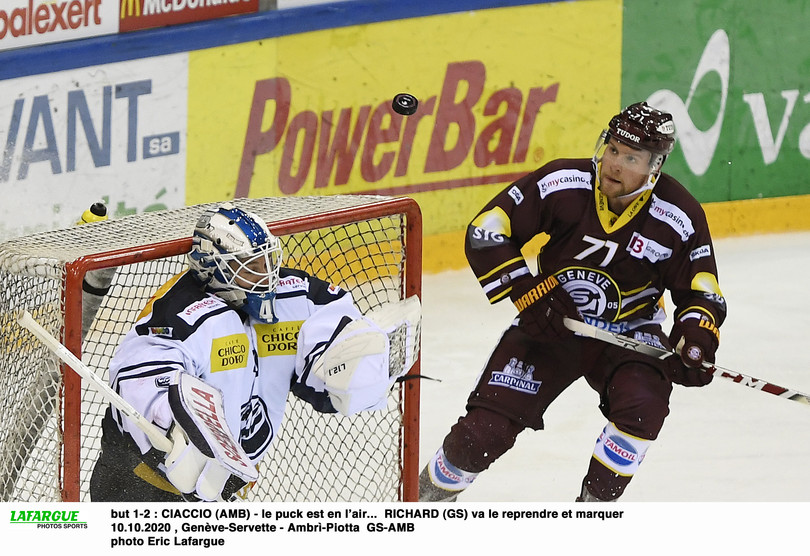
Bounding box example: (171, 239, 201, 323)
(90, 202, 420, 502)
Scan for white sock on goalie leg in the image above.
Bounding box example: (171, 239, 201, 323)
(419, 447, 479, 502)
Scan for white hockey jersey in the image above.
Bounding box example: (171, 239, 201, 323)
(108, 268, 391, 462)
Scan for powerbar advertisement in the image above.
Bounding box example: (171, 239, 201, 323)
(184, 0, 621, 265)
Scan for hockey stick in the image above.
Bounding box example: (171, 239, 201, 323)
(563, 317, 810, 406)
(17, 310, 174, 452)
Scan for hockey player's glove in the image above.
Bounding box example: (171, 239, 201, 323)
(667, 317, 720, 387)
(161, 372, 258, 501)
(304, 297, 421, 416)
(163, 426, 249, 502)
(509, 274, 579, 342)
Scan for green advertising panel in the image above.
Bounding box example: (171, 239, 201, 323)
(622, 0, 810, 203)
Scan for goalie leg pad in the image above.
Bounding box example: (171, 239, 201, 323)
(195, 460, 235, 502)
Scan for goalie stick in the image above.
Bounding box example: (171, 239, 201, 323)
(17, 310, 174, 453)
(563, 317, 810, 407)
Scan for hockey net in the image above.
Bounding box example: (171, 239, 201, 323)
(0, 195, 422, 502)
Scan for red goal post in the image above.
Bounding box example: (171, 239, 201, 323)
(0, 195, 421, 502)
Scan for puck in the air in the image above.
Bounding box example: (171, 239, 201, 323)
(392, 93, 419, 116)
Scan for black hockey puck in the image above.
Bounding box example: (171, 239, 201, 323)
(392, 93, 418, 116)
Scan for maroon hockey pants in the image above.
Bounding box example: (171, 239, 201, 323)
(441, 325, 673, 500)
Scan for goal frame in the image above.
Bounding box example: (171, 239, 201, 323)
(53, 196, 422, 502)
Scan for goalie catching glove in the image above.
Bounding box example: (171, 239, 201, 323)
(667, 315, 720, 387)
(309, 296, 421, 415)
(161, 372, 258, 501)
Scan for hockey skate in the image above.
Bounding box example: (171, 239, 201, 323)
(418, 467, 459, 502)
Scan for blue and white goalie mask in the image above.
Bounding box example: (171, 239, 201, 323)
(188, 203, 282, 323)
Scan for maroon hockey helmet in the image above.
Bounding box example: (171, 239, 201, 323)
(607, 102, 675, 156)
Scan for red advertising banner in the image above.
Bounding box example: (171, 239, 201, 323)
(120, 0, 260, 33)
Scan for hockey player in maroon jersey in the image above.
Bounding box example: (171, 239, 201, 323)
(420, 102, 726, 502)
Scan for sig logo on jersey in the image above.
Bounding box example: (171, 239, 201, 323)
(210, 333, 249, 372)
(468, 206, 511, 249)
(255, 320, 304, 356)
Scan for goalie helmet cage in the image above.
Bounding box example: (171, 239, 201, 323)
(0, 195, 422, 503)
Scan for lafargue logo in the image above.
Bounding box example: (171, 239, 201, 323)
(555, 266, 621, 321)
(9, 509, 87, 529)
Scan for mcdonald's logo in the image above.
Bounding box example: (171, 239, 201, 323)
(121, 0, 141, 18)
(118, 0, 259, 32)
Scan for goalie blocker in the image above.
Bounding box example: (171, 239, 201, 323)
(163, 372, 259, 502)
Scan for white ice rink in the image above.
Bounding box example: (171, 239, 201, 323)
(418, 231, 810, 503)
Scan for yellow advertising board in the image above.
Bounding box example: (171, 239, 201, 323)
(186, 0, 622, 270)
